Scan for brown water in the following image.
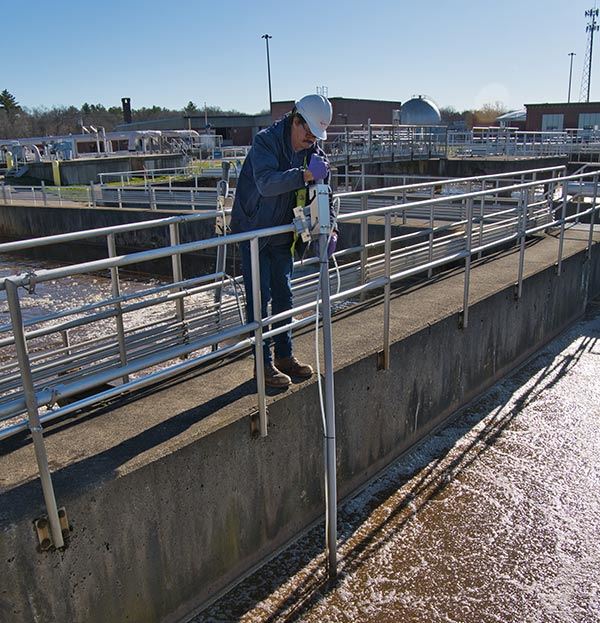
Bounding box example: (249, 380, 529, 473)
(197, 303, 600, 623)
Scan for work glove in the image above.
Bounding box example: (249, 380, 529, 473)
(327, 231, 338, 257)
(307, 154, 329, 181)
(315, 231, 338, 259)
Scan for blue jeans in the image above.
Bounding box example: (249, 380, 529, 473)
(240, 242, 294, 364)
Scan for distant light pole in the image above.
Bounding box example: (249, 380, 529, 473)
(261, 34, 273, 114)
(568, 52, 576, 103)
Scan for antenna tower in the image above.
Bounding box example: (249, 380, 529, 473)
(580, 7, 599, 102)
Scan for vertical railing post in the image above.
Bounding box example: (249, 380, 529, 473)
(57, 187, 63, 207)
(1, 182, 7, 204)
(461, 197, 474, 328)
(556, 178, 568, 276)
(427, 186, 434, 279)
(547, 172, 556, 215)
(250, 237, 268, 437)
(41, 181, 48, 207)
(90, 182, 96, 208)
(151, 187, 157, 210)
(515, 188, 527, 300)
(60, 329, 71, 358)
(478, 182, 486, 259)
(382, 213, 391, 369)
(359, 195, 368, 300)
(169, 223, 187, 348)
(107, 234, 129, 384)
(587, 173, 599, 261)
(5, 279, 65, 549)
(117, 187, 122, 209)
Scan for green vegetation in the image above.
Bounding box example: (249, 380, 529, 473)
(0, 91, 252, 140)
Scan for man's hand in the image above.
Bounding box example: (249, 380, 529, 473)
(304, 154, 329, 183)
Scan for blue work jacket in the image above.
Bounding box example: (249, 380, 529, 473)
(230, 114, 331, 248)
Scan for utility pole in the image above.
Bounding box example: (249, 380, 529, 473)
(261, 34, 273, 115)
(568, 52, 576, 103)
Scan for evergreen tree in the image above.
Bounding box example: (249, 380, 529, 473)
(0, 89, 20, 116)
(183, 101, 198, 114)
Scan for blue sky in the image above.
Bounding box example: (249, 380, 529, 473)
(3, 0, 600, 114)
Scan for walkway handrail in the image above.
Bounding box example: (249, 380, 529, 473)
(1, 165, 598, 551)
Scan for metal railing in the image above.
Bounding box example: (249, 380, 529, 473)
(1, 166, 570, 217)
(325, 124, 448, 164)
(1, 164, 599, 548)
(324, 124, 600, 163)
(97, 161, 243, 186)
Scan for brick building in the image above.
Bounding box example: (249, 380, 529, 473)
(116, 97, 402, 147)
(270, 97, 402, 127)
(525, 102, 600, 131)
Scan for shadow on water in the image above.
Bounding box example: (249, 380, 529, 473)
(198, 306, 599, 623)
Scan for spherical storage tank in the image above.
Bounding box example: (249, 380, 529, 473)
(400, 95, 441, 125)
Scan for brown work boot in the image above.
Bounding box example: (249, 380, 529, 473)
(274, 355, 314, 379)
(258, 362, 291, 388)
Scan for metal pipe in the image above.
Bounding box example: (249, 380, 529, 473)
(587, 174, 599, 260)
(360, 196, 368, 298)
(318, 231, 338, 580)
(428, 190, 434, 278)
(557, 179, 568, 276)
(383, 213, 391, 369)
(250, 238, 268, 437)
(516, 189, 527, 299)
(107, 234, 129, 384)
(461, 198, 474, 328)
(5, 279, 64, 548)
(169, 223, 186, 340)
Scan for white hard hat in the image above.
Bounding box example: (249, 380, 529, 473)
(295, 94, 333, 140)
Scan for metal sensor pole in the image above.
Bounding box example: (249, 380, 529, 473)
(312, 183, 338, 580)
(319, 232, 337, 580)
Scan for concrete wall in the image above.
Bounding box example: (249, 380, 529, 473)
(0, 204, 220, 276)
(26, 154, 185, 185)
(2, 239, 599, 623)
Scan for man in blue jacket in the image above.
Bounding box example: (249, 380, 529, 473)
(231, 94, 335, 388)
